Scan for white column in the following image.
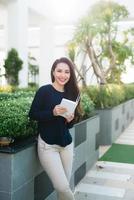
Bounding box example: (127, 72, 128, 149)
(7, 0, 28, 87)
(39, 18, 55, 86)
(0, 5, 7, 85)
(4, 7, 8, 55)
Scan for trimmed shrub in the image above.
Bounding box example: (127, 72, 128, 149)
(80, 92, 95, 119)
(0, 83, 133, 139)
(84, 84, 126, 109)
(0, 90, 36, 101)
(0, 94, 37, 139)
(123, 83, 134, 100)
(12, 86, 38, 93)
(0, 85, 13, 93)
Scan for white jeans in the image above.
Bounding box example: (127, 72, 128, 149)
(38, 135, 75, 200)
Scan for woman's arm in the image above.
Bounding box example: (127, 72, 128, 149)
(66, 121, 74, 129)
(29, 87, 55, 121)
(65, 114, 75, 129)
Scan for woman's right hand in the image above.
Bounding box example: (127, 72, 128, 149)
(53, 105, 67, 116)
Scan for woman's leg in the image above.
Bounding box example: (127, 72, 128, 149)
(59, 142, 74, 181)
(38, 137, 75, 200)
(58, 142, 74, 200)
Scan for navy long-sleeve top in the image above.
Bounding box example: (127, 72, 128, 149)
(29, 84, 73, 147)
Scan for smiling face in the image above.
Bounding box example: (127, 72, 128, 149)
(53, 62, 71, 89)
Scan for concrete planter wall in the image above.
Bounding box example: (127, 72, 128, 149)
(0, 115, 100, 200)
(97, 99, 134, 145)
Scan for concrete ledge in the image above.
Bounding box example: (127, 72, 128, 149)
(97, 99, 134, 145)
(0, 115, 100, 200)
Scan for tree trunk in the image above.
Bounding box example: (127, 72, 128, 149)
(86, 44, 107, 84)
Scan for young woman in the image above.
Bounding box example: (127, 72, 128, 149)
(29, 57, 80, 200)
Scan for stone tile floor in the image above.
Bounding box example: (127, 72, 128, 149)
(75, 120, 134, 200)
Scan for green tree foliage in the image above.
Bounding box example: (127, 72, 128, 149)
(28, 54, 39, 87)
(68, 1, 134, 84)
(4, 48, 23, 86)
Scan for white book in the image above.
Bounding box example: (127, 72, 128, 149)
(59, 98, 78, 117)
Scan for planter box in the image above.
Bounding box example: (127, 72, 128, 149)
(0, 115, 100, 200)
(97, 99, 134, 145)
(72, 115, 100, 188)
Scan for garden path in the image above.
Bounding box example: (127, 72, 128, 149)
(75, 120, 134, 200)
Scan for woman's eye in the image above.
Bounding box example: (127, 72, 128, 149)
(65, 71, 70, 74)
(57, 70, 62, 73)
(56, 70, 70, 74)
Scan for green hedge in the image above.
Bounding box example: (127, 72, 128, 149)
(0, 83, 134, 139)
(80, 92, 95, 119)
(0, 90, 36, 101)
(83, 83, 134, 109)
(0, 94, 37, 139)
(0, 87, 95, 138)
(123, 83, 134, 101)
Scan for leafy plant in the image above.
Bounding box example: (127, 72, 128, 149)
(3, 48, 23, 86)
(0, 90, 35, 101)
(84, 84, 126, 109)
(123, 83, 134, 100)
(80, 92, 95, 119)
(0, 95, 37, 139)
(0, 84, 133, 139)
(28, 54, 39, 87)
(0, 85, 13, 93)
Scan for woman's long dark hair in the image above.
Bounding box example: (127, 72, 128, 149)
(51, 57, 81, 121)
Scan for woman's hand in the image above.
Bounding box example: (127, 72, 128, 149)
(65, 113, 74, 123)
(53, 105, 74, 122)
(53, 105, 67, 116)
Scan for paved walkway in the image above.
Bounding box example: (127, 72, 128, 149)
(75, 120, 134, 200)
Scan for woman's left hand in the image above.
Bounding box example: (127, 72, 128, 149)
(65, 113, 74, 123)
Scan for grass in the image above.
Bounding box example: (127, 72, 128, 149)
(99, 143, 134, 164)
